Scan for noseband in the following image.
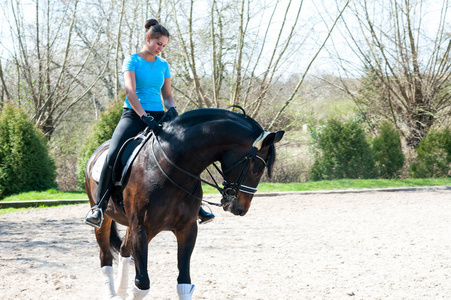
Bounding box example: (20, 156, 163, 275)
(151, 131, 270, 208)
(214, 143, 267, 208)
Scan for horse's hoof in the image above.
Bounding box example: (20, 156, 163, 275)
(127, 285, 150, 300)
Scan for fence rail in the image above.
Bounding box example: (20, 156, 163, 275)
(0, 199, 89, 209)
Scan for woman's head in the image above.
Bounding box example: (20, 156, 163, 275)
(142, 19, 170, 57)
(144, 19, 170, 40)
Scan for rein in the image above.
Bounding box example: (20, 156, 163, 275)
(150, 131, 268, 208)
(150, 135, 224, 205)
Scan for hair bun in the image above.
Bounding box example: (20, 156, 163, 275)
(145, 19, 159, 30)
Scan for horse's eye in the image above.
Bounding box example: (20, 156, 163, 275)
(252, 165, 261, 177)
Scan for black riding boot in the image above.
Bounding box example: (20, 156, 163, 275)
(85, 164, 114, 228)
(198, 206, 215, 224)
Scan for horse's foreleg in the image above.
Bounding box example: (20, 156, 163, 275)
(128, 223, 151, 299)
(175, 223, 198, 300)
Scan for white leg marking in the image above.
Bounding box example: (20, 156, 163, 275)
(177, 284, 195, 300)
(101, 266, 119, 299)
(116, 256, 131, 298)
(126, 285, 150, 300)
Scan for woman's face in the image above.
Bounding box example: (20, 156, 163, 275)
(145, 35, 169, 56)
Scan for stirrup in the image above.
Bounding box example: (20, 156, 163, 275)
(199, 204, 214, 225)
(84, 205, 104, 228)
(199, 218, 214, 225)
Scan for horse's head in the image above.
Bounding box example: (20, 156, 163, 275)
(220, 130, 284, 216)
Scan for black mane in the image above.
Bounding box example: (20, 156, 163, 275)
(167, 108, 263, 136)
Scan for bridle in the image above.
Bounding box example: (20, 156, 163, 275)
(150, 131, 270, 208)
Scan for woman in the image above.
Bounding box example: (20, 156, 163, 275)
(85, 19, 214, 227)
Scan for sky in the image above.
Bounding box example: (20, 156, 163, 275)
(0, 0, 449, 76)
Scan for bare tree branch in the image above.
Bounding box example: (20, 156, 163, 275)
(268, 0, 350, 130)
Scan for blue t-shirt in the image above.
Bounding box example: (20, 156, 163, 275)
(122, 53, 171, 111)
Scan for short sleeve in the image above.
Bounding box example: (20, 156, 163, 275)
(122, 55, 135, 73)
(164, 62, 171, 79)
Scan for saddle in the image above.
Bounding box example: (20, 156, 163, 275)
(91, 128, 153, 187)
(91, 108, 178, 187)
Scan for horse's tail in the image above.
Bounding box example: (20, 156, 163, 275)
(110, 220, 122, 255)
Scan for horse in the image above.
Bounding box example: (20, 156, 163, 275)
(84, 108, 284, 299)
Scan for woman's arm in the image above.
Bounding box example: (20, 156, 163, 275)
(123, 70, 146, 117)
(161, 77, 176, 110)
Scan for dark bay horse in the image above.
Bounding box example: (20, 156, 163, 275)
(85, 108, 284, 299)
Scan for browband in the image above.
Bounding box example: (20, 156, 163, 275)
(252, 131, 271, 150)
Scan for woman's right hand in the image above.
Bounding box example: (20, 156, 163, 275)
(141, 114, 162, 133)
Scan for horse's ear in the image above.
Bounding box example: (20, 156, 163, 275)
(261, 131, 284, 148)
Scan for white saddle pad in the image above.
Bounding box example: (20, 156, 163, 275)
(92, 150, 108, 183)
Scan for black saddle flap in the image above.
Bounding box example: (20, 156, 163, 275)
(112, 132, 152, 186)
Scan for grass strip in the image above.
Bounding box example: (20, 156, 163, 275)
(1, 177, 450, 211)
(202, 177, 451, 193)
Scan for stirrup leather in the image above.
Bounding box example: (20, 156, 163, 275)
(84, 205, 104, 228)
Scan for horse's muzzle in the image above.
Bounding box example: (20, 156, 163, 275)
(222, 196, 249, 216)
(231, 207, 247, 216)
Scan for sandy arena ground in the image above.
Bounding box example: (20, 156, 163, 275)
(0, 188, 450, 300)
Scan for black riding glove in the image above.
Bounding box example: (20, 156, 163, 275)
(160, 107, 179, 124)
(141, 114, 162, 134)
(167, 107, 179, 119)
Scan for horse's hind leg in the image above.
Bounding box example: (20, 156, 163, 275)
(94, 216, 118, 299)
(116, 228, 132, 298)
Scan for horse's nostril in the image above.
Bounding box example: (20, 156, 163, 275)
(237, 209, 246, 216)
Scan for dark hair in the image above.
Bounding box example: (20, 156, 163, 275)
(144, 19, 170, 39)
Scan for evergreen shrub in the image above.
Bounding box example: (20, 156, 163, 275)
(310, 119, 375, 180)
(76, 99, 123, 190)
(371, 121, 405, 178)
(409, 128, 451, 178)
(0, 104, 56, 198)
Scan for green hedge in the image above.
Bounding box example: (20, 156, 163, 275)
(310, 119, 376, 180)
(372, 121, 405, 178)
(409, 128, 451, 178)
(0, 104, 56, 198)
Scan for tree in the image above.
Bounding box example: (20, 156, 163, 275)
(169, 0, 349, 124)
(0, 103, 56, 198)
(1, 0, 351, 188)
(328, 0, 451, 148)
(0, 0, 110, 138)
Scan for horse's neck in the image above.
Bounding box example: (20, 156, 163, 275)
(167, 120, 252, 175)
